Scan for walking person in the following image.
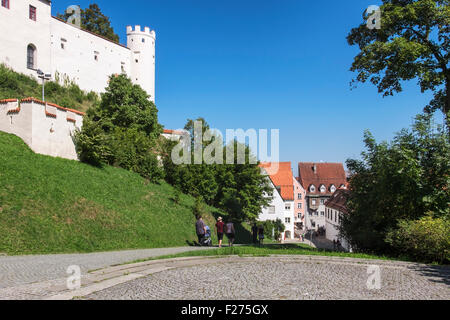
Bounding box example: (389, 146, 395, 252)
(215, 217, 225, 248)
(258, 225, 265, 247)
(251, 223, 258, 245)
(195, 215, 207, 246)
(225, 220, 235, 247)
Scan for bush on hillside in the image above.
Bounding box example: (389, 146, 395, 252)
(386, 215, 450, 264)
(258, 219, 285, 241)
(75, 74, 163, 182)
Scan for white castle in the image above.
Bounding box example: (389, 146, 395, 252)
(0, 0, 156, 101)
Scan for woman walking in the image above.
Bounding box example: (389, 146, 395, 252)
(224, 220, 235, 247)
(215, 217, 225, 248)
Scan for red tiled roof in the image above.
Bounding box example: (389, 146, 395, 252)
(163, 129, 188, 135)
(259, 162, 294, 201)
(298, 162, 347, 195)
(0, 99, 19, 104)
(325, 189, 350, 214)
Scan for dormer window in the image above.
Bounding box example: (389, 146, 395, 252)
(340, 184, 347, 189)
(309, 185, 316, 193)
(330, 185, 336, 193)
(320, 185, 326, 193)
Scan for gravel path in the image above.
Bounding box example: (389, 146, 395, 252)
(0, 247, 215, 288)
(86, 257, 450, 300)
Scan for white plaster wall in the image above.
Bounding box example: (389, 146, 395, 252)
(0, 99, 83, 160)
(127, 26, 156, 101)
(50, 18, 131, 94)
(258, 179, 293, 240)
(30, 101, 83, 160)
(283, 200, 295, 240)
(0, 100, 33, 146)
(0, 0, 52, 78)
(325, 208, 351, 251)
(0, 2, 156, 99)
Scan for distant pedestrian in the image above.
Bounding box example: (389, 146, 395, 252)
(333, 239, 336, 250)
(195, 216, 206, 245)
(215, 217, 225, 248)
(224, 220, 235, 247)
(258, 225, 265, 246)
(251, 223, 258, 244)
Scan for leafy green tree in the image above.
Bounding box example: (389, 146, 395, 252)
(162, 119, 273, 222)
(75, 74, 163, 181)
(341, 113, 450, 254)
(347, 0, 450, 127)
(57, 3, 120, 43)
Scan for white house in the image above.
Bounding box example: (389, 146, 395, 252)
(325, 188, 351, 251)
(258, 162, 296, 240)
(0, 0, 156, 101)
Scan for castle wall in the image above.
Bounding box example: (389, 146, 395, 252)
(0, 0, 52, 78)
(0, 1, 155, 100)
(0, 98, 84, 160)
(50, 18, 131, 94)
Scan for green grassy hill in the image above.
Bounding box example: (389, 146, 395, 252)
(0, 132, 247, 255)
(0, 64, 97, 112)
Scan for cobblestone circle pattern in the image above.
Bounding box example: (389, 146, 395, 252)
(87, 257, 450, 300)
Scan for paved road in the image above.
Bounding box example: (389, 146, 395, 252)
(0, 247, 215, 288)
(86, 256, 450, 300)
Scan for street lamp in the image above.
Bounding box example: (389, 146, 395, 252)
(37, 70, 52, 102)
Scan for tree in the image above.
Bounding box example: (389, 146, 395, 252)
(75, 74, 163, 181)
(341, 113, 450, 254)
(57, 3, 120, 43)
(348, 0, 450, 127)
(162, 119, 273, 222)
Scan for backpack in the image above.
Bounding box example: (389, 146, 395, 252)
(225, 222, 233, 234)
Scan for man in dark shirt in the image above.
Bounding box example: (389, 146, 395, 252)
(215, 217, 225, 248)
(251, 223, 258, 244)
(196, 216, 206, 245)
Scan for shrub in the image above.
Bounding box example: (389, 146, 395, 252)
(258, 219, 285, 241)
(385, 214, 450, 264)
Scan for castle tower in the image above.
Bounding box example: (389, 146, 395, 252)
(127, 26, 156, 102)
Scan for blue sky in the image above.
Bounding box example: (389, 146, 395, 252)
(52, 0, 439, 174)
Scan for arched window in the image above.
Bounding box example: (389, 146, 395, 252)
(27, 44, 36, 69)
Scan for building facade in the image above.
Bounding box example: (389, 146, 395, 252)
(297, 163, 347, 231)
(293, 177, 306, 233)
(258, 162, 297, 240)
(325, 189, 351, 251)
(0, 0, 156, 100)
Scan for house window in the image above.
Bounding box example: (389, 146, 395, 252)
(298, 203, 302, 209)
(1, 0, 10, 9)
(321, 211, 325, 216)
(29, 5, 36, 21)
(330, 185, 336, 193)
(285, 205, 291, 211)
(142, 38, 145, 43)
(298, 193, 302, 200)
(285, 218, 291, 224)
(311, 199, 317, 206)
(94, 55, 98, 61)
(310, 185, 316, 193)
(320, 199, 325, 205)
(61, 43, 65, 50)
(320, 185, 326, 193)
(27, 44, 36, 69)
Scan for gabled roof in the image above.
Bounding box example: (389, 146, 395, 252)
(259, 162, 294, 201)
(297, 162, 347, 195)
(325, 189, 350, 214)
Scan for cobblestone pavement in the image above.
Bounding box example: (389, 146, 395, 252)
(0, 247, 215, 289)
(86, 257, 450, 300)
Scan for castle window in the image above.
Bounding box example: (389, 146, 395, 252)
(27, 44, 36, 69)
(1, 0, 10, 9)
(29, 5, 36, 21)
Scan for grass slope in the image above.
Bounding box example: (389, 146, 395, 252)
(0, 64, 97, 112)
(0, 132, 240, 255)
